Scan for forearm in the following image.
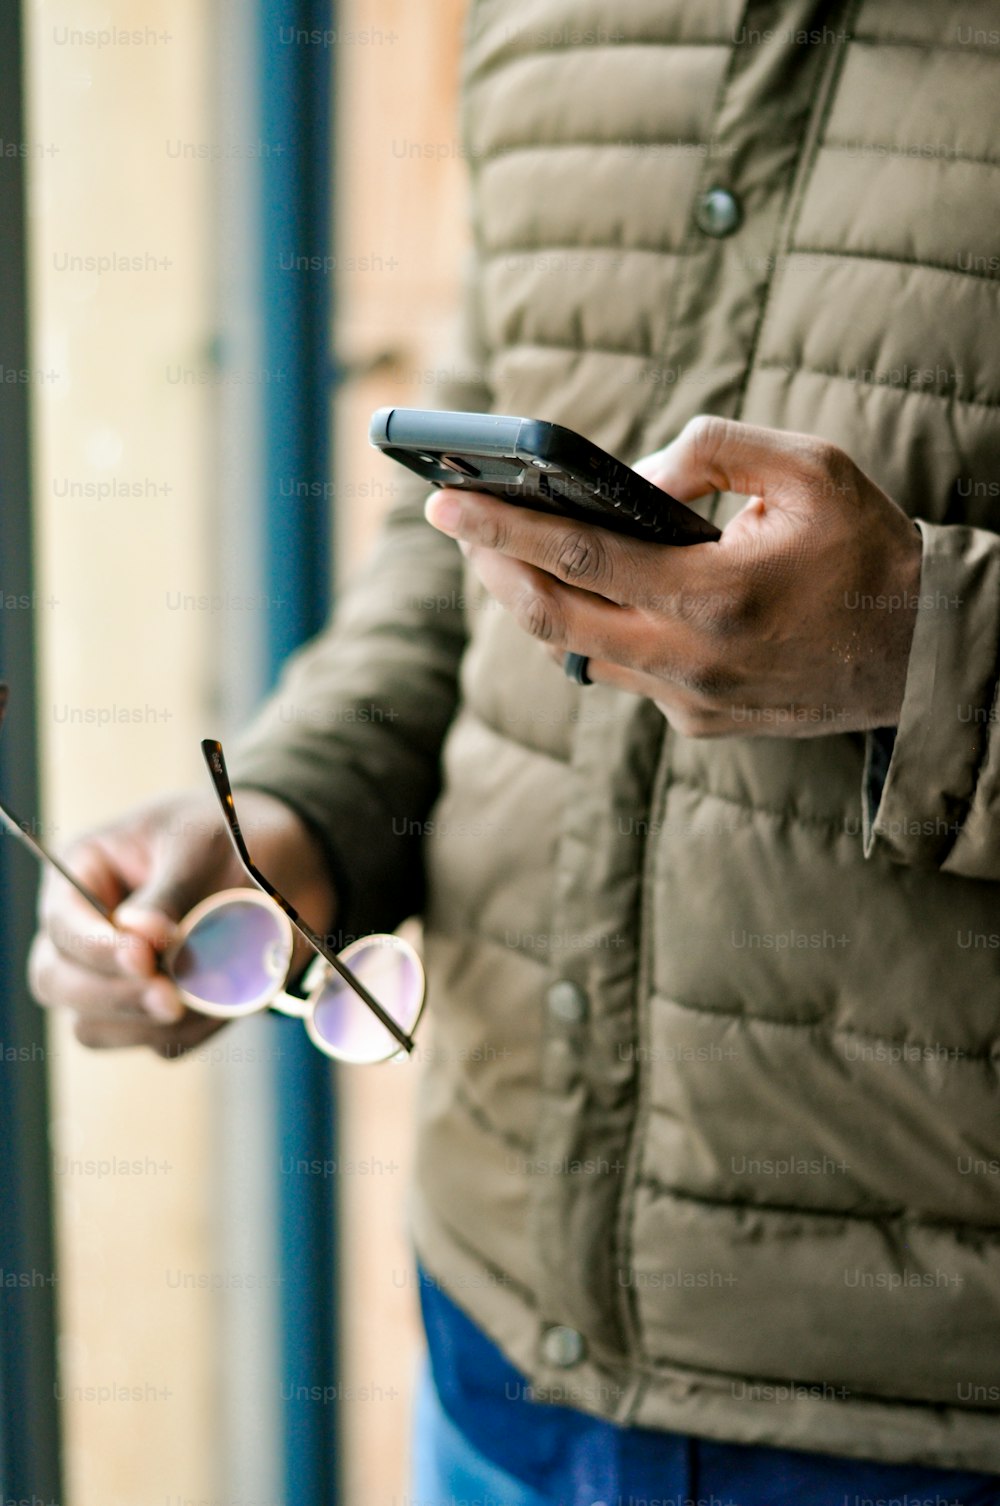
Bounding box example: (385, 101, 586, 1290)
(228, 483, 468, 942)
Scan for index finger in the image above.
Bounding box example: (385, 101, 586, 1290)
(39, 843, 160, 980)
(428, 487, 669, 604)
(425, 486, 727, 611)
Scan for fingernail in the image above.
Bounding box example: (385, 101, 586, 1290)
(424, 492, 462, 533)
(142, 981, 184, 1024)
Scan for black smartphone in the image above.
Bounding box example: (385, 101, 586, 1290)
(368, 407, 720, 546)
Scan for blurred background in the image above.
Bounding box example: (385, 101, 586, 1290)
(1, 1, 468, 1501)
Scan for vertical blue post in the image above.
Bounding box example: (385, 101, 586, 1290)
(257, 4, 339, 1503)
(0, 1, 63, 1498)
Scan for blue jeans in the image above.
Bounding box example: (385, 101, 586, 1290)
(412, 1354, 551, 1506)
(410, 1354, 1000, 1506)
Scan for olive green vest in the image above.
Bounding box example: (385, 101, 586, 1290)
(235, 0, 1000, 1470)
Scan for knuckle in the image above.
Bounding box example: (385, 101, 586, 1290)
(807, 437, 843, 474)
(516, 586, 562, 644)
(680, 651, 742, 701)
(804, 438, 854, 499)
(552, 529, 608, 586)
(477, 509, 510, 553)
(703, 582, 762, 637)
(682, 413, 729, 459)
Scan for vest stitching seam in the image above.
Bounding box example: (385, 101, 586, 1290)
(453, 1080, 535, 1155)
(624, 4, 748, 466)
(575, 1286, 1000, 1413)
(852, 34, 1000, 56)
(472, 124, 1000, 176)
(731, 0, 861, 422)
(665, 769, 860, 834)
(472, 39, 734, 71)
(613, 740, 674, 1397)
(756, 361, 1000, 414)
(447, 1025, 1000, 1146)
(600, 1349, 1000, 1410)
(421, 1204, 539, 1308)
(823, 138, 1000, 174)
(787, 242, 1000, 285)
(488, 336, 665, 363)
(476, 138, 711, 164)
(464, 29, 731, 102)
(635, 1172, 1000, 1238)
(463, 702, 573, 765)
(620, 1352, 1000, 1414)
(645, 996, 1000, 1062)
(482, 245, 682, 263)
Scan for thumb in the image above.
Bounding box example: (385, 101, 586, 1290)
(115, 864, 210, 953)
(115, 849, 229, 1023)
(634, 415, 825, 506)
(115, 863, 209, 1022)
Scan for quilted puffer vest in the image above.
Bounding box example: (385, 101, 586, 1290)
(408, 0, 1000, 1471)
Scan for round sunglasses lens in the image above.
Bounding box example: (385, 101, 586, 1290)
(170, 899, 292, 1011)
(309, 937, 423, 1064)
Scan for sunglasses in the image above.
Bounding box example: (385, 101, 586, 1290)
(0, 687, 425, 1064)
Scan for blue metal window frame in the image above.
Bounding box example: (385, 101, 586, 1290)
(256, 5, 341, 1503)
(0, 3, 63, 1500)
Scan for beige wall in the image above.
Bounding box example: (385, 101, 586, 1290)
(26, 0, 469, 1500)
(26, 3, 220, 1502)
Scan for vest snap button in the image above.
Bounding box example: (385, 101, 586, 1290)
(695, 186, 742, 238)
(541, 1324, 586, 1367)
(547, 979, 588, 1024)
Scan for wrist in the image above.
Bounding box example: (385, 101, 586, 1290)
(231, 786, 339, 936)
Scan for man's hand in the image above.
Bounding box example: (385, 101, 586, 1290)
(423, 415, 924, 738)
(28, 789, 337, 1058)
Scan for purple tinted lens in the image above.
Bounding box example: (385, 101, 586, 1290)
(170, 900, 291, 1010)
(310, 938, 423, 1063)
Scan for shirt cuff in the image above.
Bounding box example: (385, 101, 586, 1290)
(861, 519, 1000, 872)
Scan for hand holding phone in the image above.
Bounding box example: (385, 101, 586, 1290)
(369, 407, 720, 546)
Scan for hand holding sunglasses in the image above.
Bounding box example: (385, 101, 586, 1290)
(1, 698, 425, 1065)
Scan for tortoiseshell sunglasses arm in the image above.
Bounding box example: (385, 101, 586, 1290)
(200, 739, 415, 1055)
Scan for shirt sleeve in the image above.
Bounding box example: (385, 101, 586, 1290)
(862, 518, 1000, 878)
(227, 256, 492, 943)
